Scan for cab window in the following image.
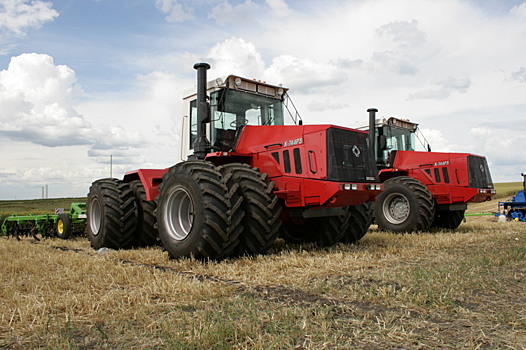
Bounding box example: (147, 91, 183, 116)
(209, 89, 285, 151)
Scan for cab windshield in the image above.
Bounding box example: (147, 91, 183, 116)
(378, 126, 415, 166)
(209, 88, 285, 151)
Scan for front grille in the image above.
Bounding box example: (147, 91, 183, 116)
(326, 128, 377, 182)
(468, 155, 493, 189)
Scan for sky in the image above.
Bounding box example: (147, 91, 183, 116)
(1, 0, 526, 200)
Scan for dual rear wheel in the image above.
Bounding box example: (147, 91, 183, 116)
(156, 162, 283, 259)
(155, 161, 244, 259)
(86, 178, 137, 249)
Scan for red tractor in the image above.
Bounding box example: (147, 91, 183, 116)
(365, 116, 495, 232)
(86, 63, 383, 259)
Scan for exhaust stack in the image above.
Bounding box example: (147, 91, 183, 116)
(193, 63, 211, 160)
(367, 108, 378, 170)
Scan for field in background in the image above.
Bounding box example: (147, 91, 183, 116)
(493, 182, 523, 199)
(467, 182, 521, 218)
(0, 197, 86, 217)
(0, 184, 525, 349)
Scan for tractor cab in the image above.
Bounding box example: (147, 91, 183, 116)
(357, 117, 422, 169)
(375, 117, 418, 168)
(180, 75, 297, 160)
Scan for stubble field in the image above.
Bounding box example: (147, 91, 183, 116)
(0, 184, 525, 349)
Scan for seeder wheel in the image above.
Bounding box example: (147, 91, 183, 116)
(56, 213, 72, 239)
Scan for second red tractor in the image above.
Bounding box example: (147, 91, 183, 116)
(365, 117, 495, 232)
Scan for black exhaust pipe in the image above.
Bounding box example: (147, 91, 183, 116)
(193, 63, 211, 160)
(367, 108, 378, 168)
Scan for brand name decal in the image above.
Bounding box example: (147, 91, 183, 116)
(284, 138, 303, 147)
(434, 161, 449, 166)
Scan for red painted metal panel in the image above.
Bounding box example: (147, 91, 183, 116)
(207, 124, 382, 208)
(381, 150, 494, 204)
(124, 168, 168, 201)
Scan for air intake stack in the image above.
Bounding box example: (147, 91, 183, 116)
(193, 63, 211, 160)
(367, 108, 378, 172)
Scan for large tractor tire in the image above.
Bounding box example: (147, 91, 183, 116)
(129, 180, 159, 247)
(374, 176, 435, 232)
(87, 179, 138, 249)
(342, 203, 373, 244)
(219, 163, 282, 255)
(280, 213, 349, 247)
(156, 161, 241, 259)
(56, 213, 72, 239)
(431, 210, 465, 230)
(278, 216, 308, 244)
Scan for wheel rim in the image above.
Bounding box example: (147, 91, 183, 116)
(89, 198, 102, 235)
(163, 186, 194, 241)
(382, 193, 410, 224)
(57, 220, 64, 234)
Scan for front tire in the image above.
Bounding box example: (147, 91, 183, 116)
(87, 179, 137, 249)
(156, 161, 240, 259)
(374, 176, 435, 232)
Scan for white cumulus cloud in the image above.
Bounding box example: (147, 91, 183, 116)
(0, 53, 92, 146)
(205, 37, 265, 78)
(208, 0, 259, 25)
(265, 0, 290, 17)
(265, 55, 348, 93)
(510, 67, 526, 83)
(408, 75, 471, 100)
(0, 0, 58, 36)
(155, 0, 194, 22)
(0, 53, 147, 153)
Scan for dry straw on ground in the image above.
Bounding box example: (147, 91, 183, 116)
(1, 219, 525, 349)
(1, 191, 525, 349)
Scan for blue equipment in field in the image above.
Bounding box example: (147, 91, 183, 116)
(497, 173, 526, 222)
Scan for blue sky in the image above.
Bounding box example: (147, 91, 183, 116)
(1, 0, 526, 200)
